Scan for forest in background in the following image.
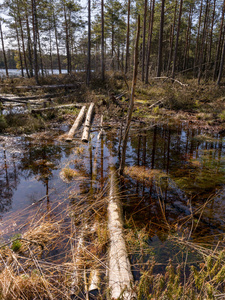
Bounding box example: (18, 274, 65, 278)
(0, 0, 225, 85)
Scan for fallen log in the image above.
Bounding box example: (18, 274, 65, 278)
(65, 106, 86, 142)
(0, 97, 28, 104)
(70, 233, 84, 299)
(31, 103, 84, 114)
(148, 99, 164, 109)
(0, 93, 58, 101)
(108, 170, 136, 299)
(153, 76, 188, 87)
(88, 269, 100, 298)
(15, 83, 78, 90)
(81, 102, 95, 143)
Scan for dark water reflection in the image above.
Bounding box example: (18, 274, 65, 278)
(122, 123, 225, 245)
(0, 121, 225, 250)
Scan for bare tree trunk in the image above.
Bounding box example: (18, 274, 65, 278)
(125, 0, 130, 74)
(213, 0, 225, 81)
(101, 0, 105, 81)
(86, 0, 91, 85)
(145, 0, 155, 83)
(157, 0, 165, 77)
(111, 24, 115, 71)
(198, 0, 210, 84)
(0, 22, 8, 78)
(142, 0, 148, 82)
(119, 16, 140, 176)
(183, 4, 193, 70)
(63, 4, 71, 74)
(17, 11, 29, 78)
(32, 0, 39, 84)
(171, 0, 183, 79)
(15, 24, 24, 77)
(217, 29, 225, 85)
(37, 27, 44, 77)
(25, 6, 33, 78)
(49, 26, 53, 75)
(208, 0, 216, 65)
(193, 0, 203, 77)
(53, 9, 61, 74)
(167, 0, 177, 75)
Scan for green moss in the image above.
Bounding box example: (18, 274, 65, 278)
(11, 234, 22, 252)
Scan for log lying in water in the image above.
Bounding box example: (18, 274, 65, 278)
(65, 106, 86, 142)
(108, 171, 136, 299)
(66, 105, 86, 139)
(81, 102, 95, 143)
(31, 103, 84, 114)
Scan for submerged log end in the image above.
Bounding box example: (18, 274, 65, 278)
(81, 137, 89, 143)
(65, 137, 73, 142)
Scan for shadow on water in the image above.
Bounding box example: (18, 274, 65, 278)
(1, 120, 225, 266)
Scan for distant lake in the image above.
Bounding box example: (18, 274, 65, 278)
(0, 69, 68, 77)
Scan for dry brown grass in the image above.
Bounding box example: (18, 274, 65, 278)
(124, 165, 168, 185)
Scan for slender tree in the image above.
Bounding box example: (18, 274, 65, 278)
(198, 0, 210, 84)
(32, 0, 39, 84)
(142, 0, 148, 81)
(125, 0, 130, 74)
(145, 0, 155, 83)
(86, 0, 91, 85)
(213, 0, 225, 81)
(194, 0, 203, 76)
(101, 0, 105, 81)
(119, 15, 140, 175)
(217, 27, 225, 85)
(0, 21, 8, 77)
(157, 0, 165, 77)
(171, 0, 183, 79)
(167, 0, 178, 75)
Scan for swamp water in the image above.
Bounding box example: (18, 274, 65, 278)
(1, 119, 225, 273)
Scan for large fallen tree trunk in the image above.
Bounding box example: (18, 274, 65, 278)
(65, 106, 86, 142)
(15, 83, 79, 90)
(31, 103, 84, 114)
(108, 171, 136, 299)
(81, 102, 95, 143)
(0, 93, 59, 101)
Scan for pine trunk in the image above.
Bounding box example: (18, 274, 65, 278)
(87, 0, 91, 85)
(157, 0, 165, 77)
(213, 0, 225, 80)
(125, 0, 130, 74)
(119, 16, 140, 175)
(171, 0, 183, 79)
(101, 0, 105, 81)
(145, 0, 155, 83)
(0, 22, 8, 78)
(142, 0, 148, 82)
